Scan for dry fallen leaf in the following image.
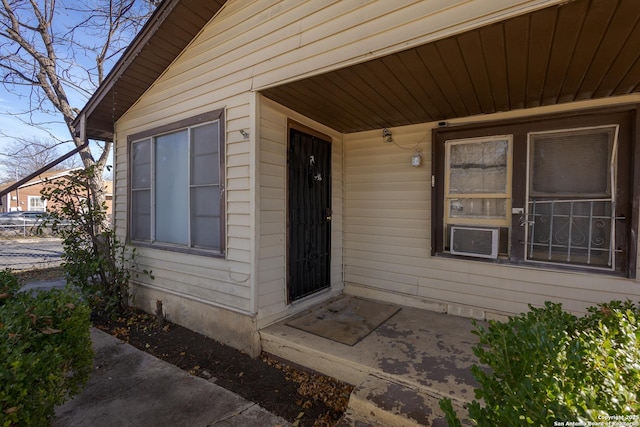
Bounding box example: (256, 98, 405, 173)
(96, 312, 354, 426)
(112, 327, 129, 338)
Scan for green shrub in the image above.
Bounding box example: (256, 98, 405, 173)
(440, 301, 640, 426)
(0, 269, 93, 427)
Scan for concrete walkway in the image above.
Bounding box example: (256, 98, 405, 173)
(18, 278, 289, 427)
(24, 276, 481, 426)
(54, 328, 290, 427)
(261, 295, 483, 426)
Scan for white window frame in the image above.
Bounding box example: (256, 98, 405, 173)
(28, 196, 46, 212)
(524, 125, 619, 271)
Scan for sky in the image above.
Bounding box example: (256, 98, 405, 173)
(0, 97, 75, 169)
(0, 0, 153, 181)
(0, 3, 85, 178)
(0, 95, 109, 181)
(0, 95, 75, 142)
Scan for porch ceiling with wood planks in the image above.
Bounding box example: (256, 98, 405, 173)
(261, 0, 640, 134)
(78, 0, 640, 140)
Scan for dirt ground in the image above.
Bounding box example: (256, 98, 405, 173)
(92, 312, 353, 426)
(15, 268, 353, 427)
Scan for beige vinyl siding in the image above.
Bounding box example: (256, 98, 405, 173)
(417, 257, 637, 315)
(344, 95, 640, 317)
(112, 0, 588, 324)
(256, 102, 287, 321)
(120, 0, 565, 121)
(130, 249, 252, 309)
(256, 97, 344, 327)
(344, 123, 432, 298)
(115, 94, 253, 313)
(113, 148, 128, 239)
(248, 0, 566, 89)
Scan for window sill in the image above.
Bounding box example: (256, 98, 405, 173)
(434, 252, 627, 277)
(129, 240, 225, 259)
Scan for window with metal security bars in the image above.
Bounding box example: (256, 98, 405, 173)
(526, 127, 617, 269)
(432, 108, 636, 277)
(527, 199, 613, 268)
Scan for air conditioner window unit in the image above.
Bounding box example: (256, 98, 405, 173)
(450, 226, 499, 259)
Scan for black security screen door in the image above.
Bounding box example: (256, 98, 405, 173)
(287, 127, 332, 302)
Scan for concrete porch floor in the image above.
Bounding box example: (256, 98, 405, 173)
(260, 295, 482, 426)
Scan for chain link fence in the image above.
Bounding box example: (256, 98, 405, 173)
(0, 236, 63, 271)
(0, 223, 58, 238)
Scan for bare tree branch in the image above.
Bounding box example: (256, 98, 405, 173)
(0, 136, 81, 182)
(0, 0, 155, 208)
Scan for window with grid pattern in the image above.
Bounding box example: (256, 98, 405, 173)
(445, 136, 512, 226)
(129, 111, 224, 254)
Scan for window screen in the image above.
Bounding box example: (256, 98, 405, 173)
(529, 127, 615, 197)
(190, 123, 221, 249)
(527, 125, 618, 269)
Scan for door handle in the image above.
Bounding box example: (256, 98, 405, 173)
(513, 208, 533, 227)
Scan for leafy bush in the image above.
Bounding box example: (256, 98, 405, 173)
(40, 166, 148, 319)
(440, 301, 640, 426)
(0, 269, 93, 426)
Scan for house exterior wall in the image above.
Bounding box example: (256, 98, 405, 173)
(1, 177, 112, 216)
(343, 95, 640, 318)
(1, 185, 42, 212)
(256, 97, 344, 328)
(112, 0, 576, 353)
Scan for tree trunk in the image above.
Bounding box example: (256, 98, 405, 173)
(72, 130, 112, 230)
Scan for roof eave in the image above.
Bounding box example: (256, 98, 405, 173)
(74, 0, 226, 141)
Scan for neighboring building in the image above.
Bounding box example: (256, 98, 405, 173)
(74, 0, 640, 356)
(0, 169, 113, 218)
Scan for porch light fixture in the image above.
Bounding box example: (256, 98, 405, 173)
(411, 150, 422, 167)
(382, 128, 392, 143)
